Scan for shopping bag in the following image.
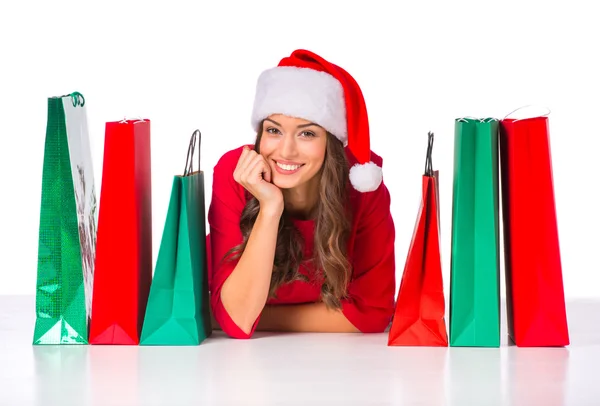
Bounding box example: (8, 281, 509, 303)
(140, 130, 212, 345)
(33, 92, 98, 345)
(500, 111, 569, 347)
(449, 117, 501, 347)
(388, 132, 448, 347)
(89, 118, 153, 345)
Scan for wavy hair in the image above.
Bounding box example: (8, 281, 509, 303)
(224, 123, 353, 309)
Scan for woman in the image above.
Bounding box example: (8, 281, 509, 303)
(208, 49, 396, 339)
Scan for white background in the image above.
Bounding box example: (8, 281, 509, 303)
(1, 0, 598, 299)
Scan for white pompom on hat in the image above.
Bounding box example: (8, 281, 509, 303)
(250, 49, 382, 193)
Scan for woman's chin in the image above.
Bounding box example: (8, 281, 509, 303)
(272, 179, 298, 190)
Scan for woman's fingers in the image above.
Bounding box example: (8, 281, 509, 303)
(242, 153, 269, 185)
(262, 159, 272, 183)
(239, 146, 256, 170)
(234, 146, 253, 182)
(233, 147, 282, 207)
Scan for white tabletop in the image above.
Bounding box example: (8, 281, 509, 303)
(1, 295, 599, 406)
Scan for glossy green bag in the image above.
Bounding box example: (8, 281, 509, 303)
(449, 118, 500, 347)
(140, 130, 212, 345)
(33, 92, 98, 345)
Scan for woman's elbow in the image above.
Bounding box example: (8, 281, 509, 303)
(211, 298, 256, 339)
(360, 311, 393, 334)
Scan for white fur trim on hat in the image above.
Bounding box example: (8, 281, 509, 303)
(349, 161, 383, 193)
(251, 66, 348, 145)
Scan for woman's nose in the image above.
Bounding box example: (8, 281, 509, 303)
(279, 134, 297, 157)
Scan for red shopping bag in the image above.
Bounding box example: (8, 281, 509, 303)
(500, 113, 569, 347)
(388, 132, 448, 347)
(89, 119, 153, 345)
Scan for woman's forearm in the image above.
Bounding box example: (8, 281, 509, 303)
(256, 302, 360, 333)
(220, 207, 281, 334)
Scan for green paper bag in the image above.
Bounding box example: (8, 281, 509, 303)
(140, 130, 212, 345)
(449, 117, 501, 347)
(33, 92, 98, 345)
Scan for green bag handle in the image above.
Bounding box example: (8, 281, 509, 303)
(184, 129, 201, 176)
(69, 92, 85, 107)
(54, 91, 85, 107)
(425, 131, 434, 177)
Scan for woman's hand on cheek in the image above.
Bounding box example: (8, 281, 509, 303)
(234, 146, 284, 216)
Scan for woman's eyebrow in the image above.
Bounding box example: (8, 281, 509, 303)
(264, 118, 281, 126)
(296, 122, 319, 129)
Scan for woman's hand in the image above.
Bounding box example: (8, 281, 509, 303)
(233, 146, 283, 215)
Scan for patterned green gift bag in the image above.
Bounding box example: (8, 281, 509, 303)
(140, 130, 212, 345)
(33, 92, 98, 345)
(449, 117, 501, 347)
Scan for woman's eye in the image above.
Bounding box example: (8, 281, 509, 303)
(300, 131, 316, 137)
(266, 127, 281, 135)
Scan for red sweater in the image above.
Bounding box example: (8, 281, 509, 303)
(207, 145, 396, 339)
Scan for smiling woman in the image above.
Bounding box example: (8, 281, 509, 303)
(260, 115, 328, 213)
(207, 49, 396, 339)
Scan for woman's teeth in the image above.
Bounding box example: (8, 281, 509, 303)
(276, 162, 302, 171)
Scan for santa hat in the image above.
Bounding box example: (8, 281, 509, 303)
(250, 49, 383, 193)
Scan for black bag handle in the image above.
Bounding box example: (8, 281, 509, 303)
(425, 131, 434, 177)
(184, 130, 201, 176)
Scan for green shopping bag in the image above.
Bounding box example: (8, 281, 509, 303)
(140, 130, 212, 345)
(449, 117, 500, 347)
(33, 92, 98, 345)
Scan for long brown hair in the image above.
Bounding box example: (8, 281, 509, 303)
(224, 123, 353, 309)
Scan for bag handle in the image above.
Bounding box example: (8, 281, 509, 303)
(503, 105, 551, 122)
(425, 131, 434, 177)
(184, 129, 201, 176)
(70, 92, 85, 107)
(119, 116, 146, 124)
(53, 91, 84, 107)
(456, 116, 498, 123)
(58, 92, 85, 107)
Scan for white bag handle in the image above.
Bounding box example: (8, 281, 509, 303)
(456, 116, 498, 123)
(503, 105, 551, 122)
(119, 116, 147, 124)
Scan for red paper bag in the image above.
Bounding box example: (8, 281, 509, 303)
(500, 114, 569, 347)
(89, 119, 153, 345)
(388, 132, 448, 347)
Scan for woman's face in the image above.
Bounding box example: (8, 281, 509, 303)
(259, 114, 328, 190)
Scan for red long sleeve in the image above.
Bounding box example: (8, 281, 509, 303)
(207, 146, 258, 339)
(341, 165, 396, 333)
(207, 146, 396, 338)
